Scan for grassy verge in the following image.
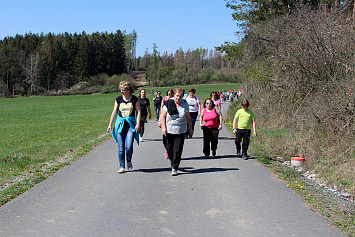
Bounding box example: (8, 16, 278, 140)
(225, 99, 355, 237)
(0, 83, 241, 206)
(256, 157, 354, 236)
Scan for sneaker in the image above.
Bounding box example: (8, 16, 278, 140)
(139, 135, 143, 142)
(127, 162, 133, 170)
(212, 150, 216, 157)
(171, 169, 177, 176)
(204, 155, 209, 159)
(118, 167, 125, 173)
(236, 151, 241, 158)
(165, 150, 169, 159)
(242, 154, 248, 160)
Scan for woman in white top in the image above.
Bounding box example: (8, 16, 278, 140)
(161, 88, 193, 176)
(184, 88, 201, 138)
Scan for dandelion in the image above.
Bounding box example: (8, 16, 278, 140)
(287, 184, 289, 187)
(301, 186, 303, 188)
(295, 181, 297, 183)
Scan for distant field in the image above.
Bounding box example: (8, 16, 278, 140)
(0, 83, 240, 182)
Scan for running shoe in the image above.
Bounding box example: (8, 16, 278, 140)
(127, 162, 133, 170)
(212, 150, 216, 157)
(171, 169, 177, 176)
(118, 167, 125, 173)
(242, 153, 248, 160)
(236, 151, 241, 158)
(165, 150, 169, 159)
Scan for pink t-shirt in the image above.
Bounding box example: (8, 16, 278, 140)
(161, 96, 171, 105)
(202, 108, 219, 128)
(213, 99, 221, 107)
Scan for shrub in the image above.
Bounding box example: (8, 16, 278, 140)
(0, 81, 9, 98)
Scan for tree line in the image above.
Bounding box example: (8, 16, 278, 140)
(136, 44, 240, 87)
(0, 29, 239, 97)
(0, 31, 132, 96)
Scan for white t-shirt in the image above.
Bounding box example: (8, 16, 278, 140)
(184, 96, 200, 112)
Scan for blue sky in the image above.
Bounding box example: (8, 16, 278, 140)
(0, 0, 241, 56)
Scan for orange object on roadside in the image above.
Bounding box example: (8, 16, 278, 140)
(291, 157, 305, 166)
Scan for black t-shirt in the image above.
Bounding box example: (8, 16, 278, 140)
(115, 95, 138, 118)
(138, 97, 150, 116)
(153, 96, 162, 106)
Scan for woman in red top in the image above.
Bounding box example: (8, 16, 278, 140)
(200, 98, 223, 158)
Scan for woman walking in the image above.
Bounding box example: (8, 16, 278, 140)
(107, 81, 141, 173)
(210, 91, 221, 110)
(184, 88, 201, 138)
(138, 89, 152, 142)
(200, 98, 223, 158)
(158, 89, 174, 159)
(153, 91, 162, 121)
(161, 88, 193, 176)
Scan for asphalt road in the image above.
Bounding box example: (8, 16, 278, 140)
(0, 102, 346, 237)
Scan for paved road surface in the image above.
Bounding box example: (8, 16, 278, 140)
(0, 102, 345, 236)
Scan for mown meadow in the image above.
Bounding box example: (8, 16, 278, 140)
(0, 83, 240, 204)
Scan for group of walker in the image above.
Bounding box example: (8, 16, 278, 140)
(107, 81, 256, 176)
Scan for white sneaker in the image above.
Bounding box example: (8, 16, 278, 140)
(139, 135, 143, 142)
(118, 167, 125, 173)
(127, 162, 133, 170)
(171, 169, 177, 176)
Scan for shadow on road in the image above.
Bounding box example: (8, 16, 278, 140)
(140, 138, 163, 142)
(178, 167, 239, 175)
(218, 136, 235, 140)
(182, 154, 255, 160)
(142, 136, 235, 143)
(137, 167, 239, 175)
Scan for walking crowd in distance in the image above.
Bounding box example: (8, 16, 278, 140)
(107, 81, 256, 176)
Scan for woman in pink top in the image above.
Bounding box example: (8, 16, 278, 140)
(200, 98, 223, 158)
(210, 91, 221, 110)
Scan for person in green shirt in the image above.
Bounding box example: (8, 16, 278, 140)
(232, 99, 257, 160)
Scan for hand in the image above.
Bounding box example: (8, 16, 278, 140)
(107, 125, 112, 133)
(233, 129, 237, 134)
(158, 121, 162, 128)
(218, 125, 222, 131)
(189, 129, 193, 137)
(200, 124, 203, 129)
(135, 124, 140, 132)
(254, 132, 257, 137)
(162, 127, 167, 136)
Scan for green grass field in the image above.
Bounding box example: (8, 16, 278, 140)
(0, 83, 240, 183)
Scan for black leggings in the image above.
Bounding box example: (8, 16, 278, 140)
(235, 129, 251, 154)
(139, 114, 147, 137)
(202, 126, 219, 156)
(166, 133, 185, 170)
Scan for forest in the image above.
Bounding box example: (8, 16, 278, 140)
(0, 30, 239, 97)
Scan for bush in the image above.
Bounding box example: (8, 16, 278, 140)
(0, 81, 9, 98)
(104, 74, 136, 93)
(238, 6, 355, 195)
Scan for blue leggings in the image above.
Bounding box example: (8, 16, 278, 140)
(116, 123, 135, 168)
